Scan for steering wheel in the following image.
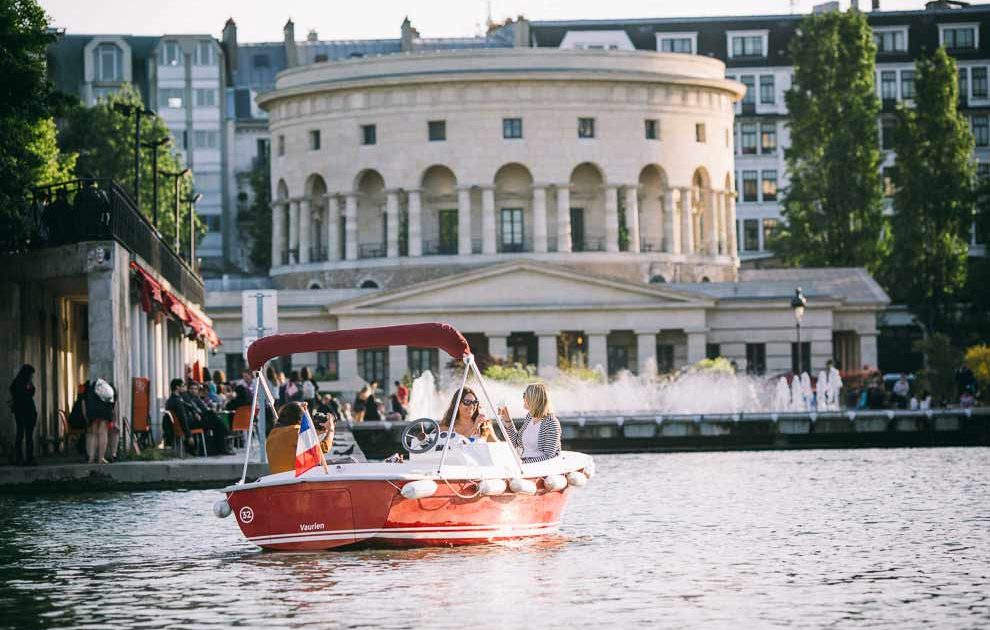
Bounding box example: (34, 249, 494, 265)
(401, 418, 440, 454)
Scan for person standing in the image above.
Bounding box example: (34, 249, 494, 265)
(9, 365, 38, 466)
(395, 380, 409, 408)
(84, 378, 116, 464)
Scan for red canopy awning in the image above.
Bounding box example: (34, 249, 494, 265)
(129, 260, 222, 349)
(247, 323, 471, 371)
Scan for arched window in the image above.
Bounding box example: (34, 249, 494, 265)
(649, 274, 667, 284)
(701, 276, 711, 283)
(94, 43, 122, 81)
(359, 279, 380, 289)
(308, 282, 322, 290)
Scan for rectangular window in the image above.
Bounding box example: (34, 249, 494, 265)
(202, 215, 221, 232)
(746, 343, 766, 375)
(357, 348, 388, 387)
(195, 40, 215, 66)
(438, 209, 458, 254)
(741, 75, 756, 105)
(308, 129, 320, 150)
(791, 342, 811, 375)
(695, 123, 706, 143)
(762, 170, 778, 202)
(874, 29, 906, 53)
(973, 116, 989, 147)
(253, 53, 270, 68)
(743, 218, 759, 251)
(194, 130, 218, 148)
(883, 166, 897, 197)
(277, 134, 285, 156)
(657, 344, 675, 373)
(95, 43, 121, 81)
(408, 348, 439, 378)
(973, 67, 988, 99)
(159, 88, 183, 109)
(761, 121, 777, 154)
(943, 26, 976, 50)
(225, 353, 247, 380)
(645, 119, 659, 140)
(194, 88, 216, 107)
(660, 37, 693, 53)
(428, 120, 446, 141)
(503, 117, 522, 139)
(706, 344, 721, 360)
(763, 218, 779, 246)
(741, 123, 757, 155)
(959, 67, 968, 100)
(578, 117, 595, 138)
(361, 124, 376, 145)
(732, 36, 765, 58)
(500, 208, 524, 252)
(317, 351, 339, 381)
(742, 171, 758, 203)
(881, 70, 898, 101)
(759, 75, 775, 104)
(162, 40, 180, 66)
(881, 117, 896, 150)
(901, 69, 915, 100)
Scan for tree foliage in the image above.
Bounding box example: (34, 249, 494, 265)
(883, 48, 976, 332)
(913, 333, 961, 403)
(58, 84, 203, 248)
(246, 155, 272, 270)
(772, 9, 885, 270)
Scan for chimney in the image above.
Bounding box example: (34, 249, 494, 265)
(400, 17, 418, 52)
(284, 19, 298, 67)
(221, 18, 238, 80)
(513, 15, 531, 47)
(307, 29, 318, 42)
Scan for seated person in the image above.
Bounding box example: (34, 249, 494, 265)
(498, 383, 561, 463)
(165, 378, 204, 449)
(434, 386, 497, 451)
(183, 382, 234, 455)
(266, 402, 334, 474)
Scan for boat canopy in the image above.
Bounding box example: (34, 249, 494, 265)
(247, 322, 472, 370)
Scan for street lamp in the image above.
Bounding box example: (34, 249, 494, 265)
(112, 103, 155, 203)
(791, 287, 808, 375)
(160, 168, 190, 251)
(140, 136, 170, 228)
(185, 192, 202, 267)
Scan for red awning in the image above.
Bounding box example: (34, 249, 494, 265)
(247, 323, 471, 371)
(129, 260, 221, 349)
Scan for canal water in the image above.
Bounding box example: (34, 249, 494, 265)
(0, 448, 987, 629)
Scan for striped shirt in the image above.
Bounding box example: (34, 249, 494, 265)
(503, 414, 561, 463)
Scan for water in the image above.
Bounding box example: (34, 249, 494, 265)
(1, 448, 988, 629)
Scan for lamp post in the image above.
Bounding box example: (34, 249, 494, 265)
(112, 103, 155, 203)
(160, 168, 190, 251)
(140, 136, 170, 228)
(791, 287, 808, 375)
(185, 192, 202, 267)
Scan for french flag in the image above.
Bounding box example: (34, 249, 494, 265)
(294, 410, 323, 477)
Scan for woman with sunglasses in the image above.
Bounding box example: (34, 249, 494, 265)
(498, 382, 561, 463)
(437, 386, 497, 448)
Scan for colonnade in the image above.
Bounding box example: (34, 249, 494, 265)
(271, 183, 738, 265)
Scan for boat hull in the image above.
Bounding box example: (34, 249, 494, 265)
(226, 478, 571, 551)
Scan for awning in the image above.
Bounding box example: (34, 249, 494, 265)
(130, 260, 221, 349)
(247, 323, 471, 371)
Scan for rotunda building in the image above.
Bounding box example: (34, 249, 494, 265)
(260, 48, 746, 289)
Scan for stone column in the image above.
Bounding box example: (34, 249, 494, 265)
(457, 186, 472, 256)
(587, 331, 609, 373)
(727, 191, 739, 258)
(624, 185, 641, 254)
(488, 334, 508, 361)
(325, 194, 340, 261)
(713, 191, 725, 255)
(298, 198, 312, 264)
(664, 189, 681, 255)
(481, 186, 496, 255)
(556, 184, 572, 253)
(636, 331, 657, 376)
(860, 333, 878, 371)
(388, 345, 408, 387)
(385, 189, 400, 258)
(339, 349, 358, 390)
(288, 199, 300, 264)
(344, 193, 358, 261)
(679, 187, 694, 255)
(87, 245, 130, 427)
(605, 185, 620, 253)
(407, 189, 422, 257)
(537, 332, 558, 375)
(533, 185, 548, 253)
(704, 189, 718, 256)
(687, 330, 707, 364)
(271, 201, 285, 266)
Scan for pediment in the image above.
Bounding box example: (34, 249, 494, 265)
(330, 261, 710, 313)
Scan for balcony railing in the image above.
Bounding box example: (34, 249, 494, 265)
(358, 243, 386, 259)
(14, 178, 203, 304)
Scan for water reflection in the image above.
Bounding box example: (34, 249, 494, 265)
(0, 448, 987, 629)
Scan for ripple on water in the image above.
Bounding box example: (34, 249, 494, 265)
(0, 448, 988, 629)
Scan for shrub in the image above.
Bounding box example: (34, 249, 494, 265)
(964, 344, 990, 400)
(483, 362, 537, 383)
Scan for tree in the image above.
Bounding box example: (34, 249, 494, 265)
(28, 117, 77, 187)
(245, 153, 272, 270)
(771, 9, 885, 270)
(913, 333, 961, 404)
(884, 48, 976, 333)
(0, 0, 69, 244)
(58, 84, 202, 248)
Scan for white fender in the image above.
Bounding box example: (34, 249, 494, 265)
(566, 471, 588, 487)
(212, 499, 232, 518)
(509, 478, 537, 495)
(478, 478, 507, 496)
(543, 474, 567, 492)
(400, 479, 438, 500)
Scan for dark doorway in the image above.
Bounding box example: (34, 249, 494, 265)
(570, 207, 585, 251)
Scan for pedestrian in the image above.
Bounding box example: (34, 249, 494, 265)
(395, 380, 409, 408)
(84, 378, 116, 464)
(9, 365, 38, 466)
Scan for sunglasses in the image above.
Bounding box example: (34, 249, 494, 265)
(460, 399, 479, 407)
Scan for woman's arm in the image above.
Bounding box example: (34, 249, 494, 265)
(522, 416, 561, 463)
(498, 406, 523, 448)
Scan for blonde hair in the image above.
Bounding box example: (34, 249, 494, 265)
(524, 383, 552, 420)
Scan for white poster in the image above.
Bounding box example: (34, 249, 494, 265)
(241, 290, 278, 359)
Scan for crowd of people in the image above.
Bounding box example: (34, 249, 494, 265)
(845, 363, 981, 411)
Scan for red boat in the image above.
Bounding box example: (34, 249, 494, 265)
(214, 323, 595, 551)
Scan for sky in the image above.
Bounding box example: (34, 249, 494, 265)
(41, 0, 938, 42)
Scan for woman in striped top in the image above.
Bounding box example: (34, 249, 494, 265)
(498, 383, 561, 463)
